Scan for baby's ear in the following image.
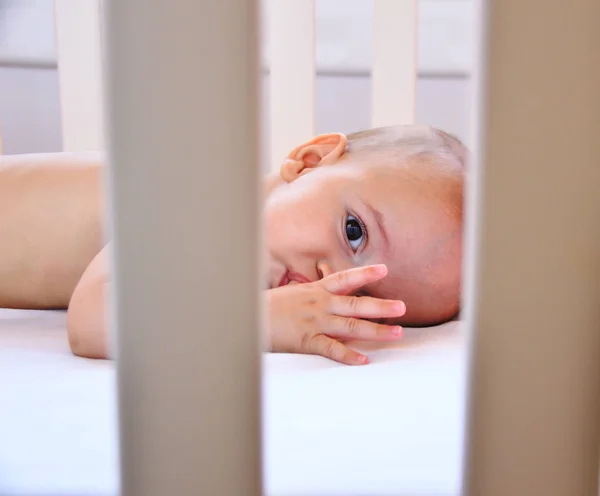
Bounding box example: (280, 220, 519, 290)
(280, 133, 347, 182)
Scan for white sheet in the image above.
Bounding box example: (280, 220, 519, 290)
(1, 309, 466, 496)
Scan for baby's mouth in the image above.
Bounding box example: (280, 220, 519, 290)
(278, 270, 311, 287)
(277, 270, 290, 288)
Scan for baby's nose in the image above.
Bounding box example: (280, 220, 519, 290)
(317, 261, 334, 280)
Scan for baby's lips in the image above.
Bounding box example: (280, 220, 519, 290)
(287, 271, 311, 284)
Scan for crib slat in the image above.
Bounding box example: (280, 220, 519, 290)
(105, 1, 262, 494)
(463, 0, 600, 494)
(54, 0, 105, 152)
(371, 0, 418, 127)
(268, 0, 315, 172)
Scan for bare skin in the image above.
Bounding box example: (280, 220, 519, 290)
(0, 152, 104, 308)
(0, 152, 408, 365)
(0, 126, 463, 365)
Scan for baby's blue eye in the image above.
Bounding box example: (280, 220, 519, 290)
(346, 215, 365, 251)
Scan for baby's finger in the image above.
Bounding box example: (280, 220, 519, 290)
(308, 335, 369, 365)
(326, 316, 403, 342)
(330, 295, 406, 319)
(321, 264, 388, 295)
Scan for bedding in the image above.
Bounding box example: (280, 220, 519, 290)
(0, 309, 466, 496)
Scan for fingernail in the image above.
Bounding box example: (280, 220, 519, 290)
(369, 264, 386, 274)
(393, 302, 406, 312)
(392, 326, 403, 336)
(356, 355, 369, 365)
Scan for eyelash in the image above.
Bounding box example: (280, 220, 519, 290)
(345, 211, 368, 253)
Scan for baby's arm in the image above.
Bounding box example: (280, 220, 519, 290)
(67, 244, 109, 358)
(67, 256, 406, 364)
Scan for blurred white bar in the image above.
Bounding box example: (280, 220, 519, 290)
(269, 0, 315, 171)
(371, 0, 418, 127)
(54, 0, 105, 151)
(462, 0, 600, 494)
(105, 0, 263, 494)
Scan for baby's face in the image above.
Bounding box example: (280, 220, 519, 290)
(264, 156, 463, 325)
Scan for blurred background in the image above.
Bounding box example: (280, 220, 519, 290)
(0, 0, 473, 156)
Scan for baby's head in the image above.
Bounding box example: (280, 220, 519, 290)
(265, 124, 466, 326)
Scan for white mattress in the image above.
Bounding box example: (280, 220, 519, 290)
(1, 309, 466, 496)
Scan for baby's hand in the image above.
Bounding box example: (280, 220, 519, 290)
(266, 265, 405, 365)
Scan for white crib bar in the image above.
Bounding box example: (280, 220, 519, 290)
(462, 0, 600, 494)
(268, 0, 315, 171)
(54, 0, 105, 152)
(371, 0, 418, 127)
(105, 1, 263, 495)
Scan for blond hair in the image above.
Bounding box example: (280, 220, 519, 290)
(346, 124, 467, 171)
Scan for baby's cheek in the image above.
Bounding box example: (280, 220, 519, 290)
(263, 205, 308, 255)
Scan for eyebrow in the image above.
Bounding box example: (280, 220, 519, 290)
(363, 200, 390, 253)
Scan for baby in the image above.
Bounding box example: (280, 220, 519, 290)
(0, 124, 465, 365)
